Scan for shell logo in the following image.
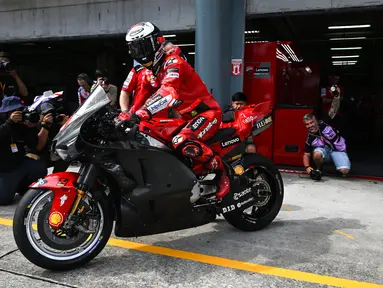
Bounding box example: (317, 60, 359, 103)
(49, 211, 64, 226)
(234, 165, 244, 175)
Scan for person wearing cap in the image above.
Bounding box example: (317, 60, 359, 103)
(33, 101, 70, 173)
(77, 73, 93, 106)
(0, 96, 47, 205)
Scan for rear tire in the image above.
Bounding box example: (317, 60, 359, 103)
(223, 154, 284, 231)
(13, 188, 114, 271)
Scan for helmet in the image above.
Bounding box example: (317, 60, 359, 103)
(125, 22, 166, 75)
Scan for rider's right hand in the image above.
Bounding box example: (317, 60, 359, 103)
(118, 111, 132, 122)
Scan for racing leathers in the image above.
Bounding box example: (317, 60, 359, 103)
(118, 54, 230, 199)
(128, 45, 187, 118)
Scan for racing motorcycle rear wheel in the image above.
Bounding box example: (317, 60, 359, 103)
(223, 154, 284, 231)
(13, 188, 114, 271)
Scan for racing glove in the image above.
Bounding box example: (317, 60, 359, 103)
(115, 109, 151, 129)
(115, 111, 139, 129)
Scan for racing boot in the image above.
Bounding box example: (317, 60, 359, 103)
(177, 139, 230, 199)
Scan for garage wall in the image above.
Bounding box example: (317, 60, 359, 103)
(0, 0, 196, 42)
(1, 0, 383, 42)
(247, 0, 383, 15)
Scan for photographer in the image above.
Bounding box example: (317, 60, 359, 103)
(101, 77, 118, 109)
(303, 113, 351, 181)
(0, 96, 47, 205)
(34, 101, 70, 173)
(0, 51, 28, 104)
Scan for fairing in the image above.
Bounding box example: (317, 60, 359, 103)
(30, 172, 80, 229)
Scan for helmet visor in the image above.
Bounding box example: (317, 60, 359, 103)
(128, 37, 155, 61)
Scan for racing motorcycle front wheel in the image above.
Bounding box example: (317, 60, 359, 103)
(13, 188, 114, 271)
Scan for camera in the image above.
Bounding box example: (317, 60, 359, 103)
(21, 109, 40, 123)
(0, 61, 14, 74)
(309, 169, 322, 181)
(38, 101, 65, 123)
(330, 86, 339, 97)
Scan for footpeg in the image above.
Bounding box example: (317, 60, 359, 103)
(199, 173, 217, 185)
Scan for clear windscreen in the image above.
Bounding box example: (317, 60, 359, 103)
(52, 85, 111, 160)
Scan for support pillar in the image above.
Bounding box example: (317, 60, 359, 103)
(195, 0, 246, 108)
(229, 0, 246, 98)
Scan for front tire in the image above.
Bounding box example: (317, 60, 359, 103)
(223, 154, 284, 231)
(13, 188, 114, 271)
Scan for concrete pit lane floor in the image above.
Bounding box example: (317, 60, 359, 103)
(0, 172, 382, 288)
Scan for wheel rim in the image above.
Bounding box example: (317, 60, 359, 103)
(25, 190, 105, 261)
(242, 167, 278, 221)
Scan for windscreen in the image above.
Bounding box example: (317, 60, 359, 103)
(53, 85, 111, 160)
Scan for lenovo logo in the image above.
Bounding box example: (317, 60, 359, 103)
(221, 137, 240, 148)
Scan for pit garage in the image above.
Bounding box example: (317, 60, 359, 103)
(0, 5, 383, 288)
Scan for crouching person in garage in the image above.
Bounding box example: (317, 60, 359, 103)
(302, 113, 351, 180)
(0, 96, 47, 205)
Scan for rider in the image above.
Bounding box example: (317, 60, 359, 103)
(127, 41, 187, 115)
(117, 21, 230, 199)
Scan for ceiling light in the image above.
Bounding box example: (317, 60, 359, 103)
(330, 37, 366, 41)
(333, 60, 357, 63)
(328, 24, 370, 29)
(177, 44, 195, 47)
(163, 34, 176, 38)
(332, 55, 359, 59)
(333, 62, 356, 66)
(331, 47, 362, 50)
(122, 63, 127, 66)
(332, 60, 357, 65)
(188, 52, 195, 55)
(245, 30, 260, 34)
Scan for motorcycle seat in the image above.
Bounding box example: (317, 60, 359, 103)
(205, 128, 237, 145)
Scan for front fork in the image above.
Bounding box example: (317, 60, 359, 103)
(70, 164, 99, 215)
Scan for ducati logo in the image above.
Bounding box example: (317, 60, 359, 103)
(172, 135, 184, 145)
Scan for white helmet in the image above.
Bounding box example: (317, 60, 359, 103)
(125, 22, 165, 75)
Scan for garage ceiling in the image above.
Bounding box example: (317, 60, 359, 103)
(246, 7, 383, 82)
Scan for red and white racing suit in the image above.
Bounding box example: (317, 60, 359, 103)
(122, 65, 154, 113)
(126, 54, 229, 198)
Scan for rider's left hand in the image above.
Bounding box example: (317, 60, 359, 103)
(135, 109, 151, 121)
